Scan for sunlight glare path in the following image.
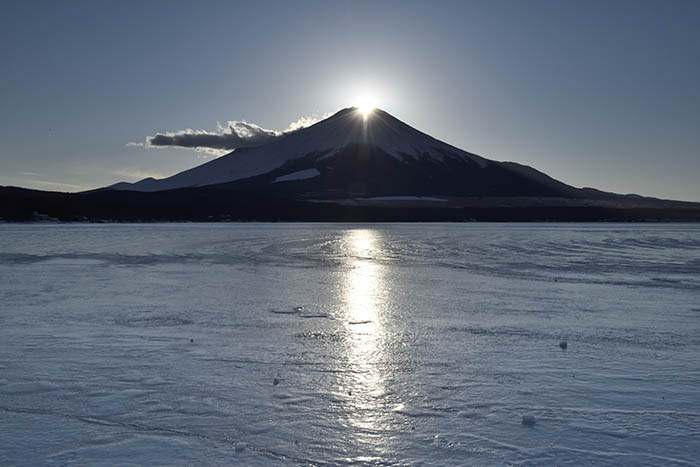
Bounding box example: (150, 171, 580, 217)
(341, 229, 390, 447)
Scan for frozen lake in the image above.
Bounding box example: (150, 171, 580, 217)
(1, 223, 699, 466)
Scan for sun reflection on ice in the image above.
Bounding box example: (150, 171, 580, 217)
(341, 229, 391, 445)
(345, 229, 382, 340)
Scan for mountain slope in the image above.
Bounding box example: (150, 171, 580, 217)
(218, 142, 583, 199)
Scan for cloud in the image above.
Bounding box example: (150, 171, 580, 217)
(20, 179, 89, 192)
(147, 122, 281, 155)
(130, 113, 330, 156)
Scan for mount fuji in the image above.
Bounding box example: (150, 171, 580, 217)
(105, 107, 587, 199)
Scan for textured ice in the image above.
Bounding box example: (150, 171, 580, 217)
(522, 415, 537, 426)
(1, 223, 700, 466)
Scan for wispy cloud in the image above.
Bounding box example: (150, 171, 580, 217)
(128, 113, 330, 156)
(20, 179, 90, 192)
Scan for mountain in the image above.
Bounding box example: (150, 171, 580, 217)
(3, 107, 700, 222)
(109, 107, 483, 192)
(105, 107, 588, 200)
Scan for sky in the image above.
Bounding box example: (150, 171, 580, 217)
(1, 0, 699, 201)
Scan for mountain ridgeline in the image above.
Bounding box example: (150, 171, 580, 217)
(2, 108, 700, 221)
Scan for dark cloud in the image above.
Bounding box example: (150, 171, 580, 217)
(148, 122, 283, 154)
(130, 115, 326, 156)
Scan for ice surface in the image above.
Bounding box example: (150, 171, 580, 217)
(1, 223, 700, 466)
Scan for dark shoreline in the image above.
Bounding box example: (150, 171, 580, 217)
(3, 186, 700, 223)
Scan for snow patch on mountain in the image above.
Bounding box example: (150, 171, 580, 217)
(356, 196, 447, 201)
(273, 168, 320, 183)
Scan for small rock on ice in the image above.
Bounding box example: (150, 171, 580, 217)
(522, 415, 536, 426)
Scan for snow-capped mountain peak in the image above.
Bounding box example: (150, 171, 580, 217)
(110, 107, 488, 192)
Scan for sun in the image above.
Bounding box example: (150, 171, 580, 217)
(358, 105, 374, 118)
(355, 95, 377, 118)
(346, 83, 385, 118)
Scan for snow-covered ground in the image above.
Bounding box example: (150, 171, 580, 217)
(1, 223, 699, 466)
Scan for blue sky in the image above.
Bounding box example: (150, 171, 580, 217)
(2, 0, 699, 200)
